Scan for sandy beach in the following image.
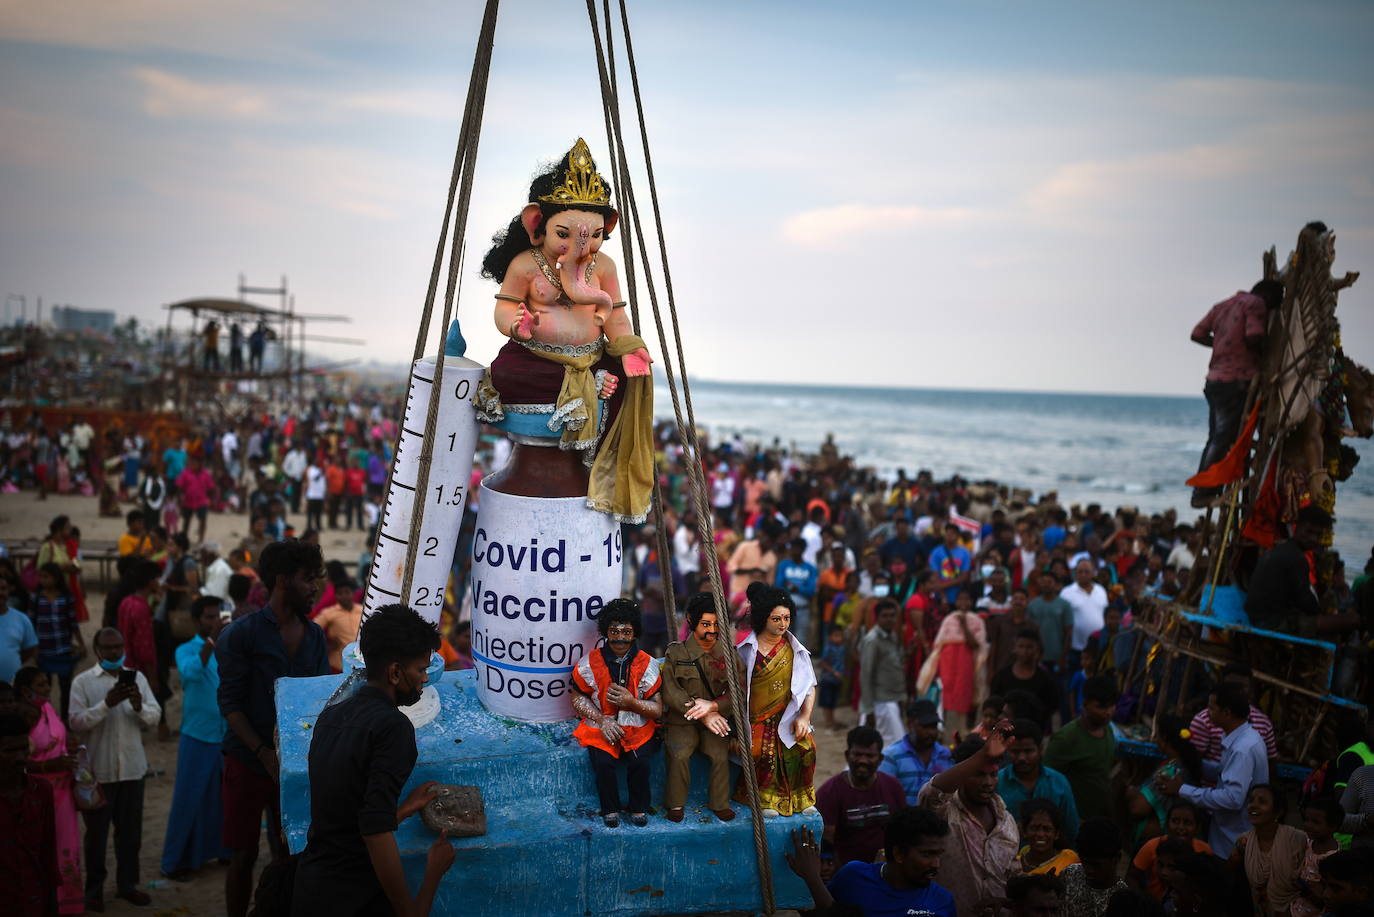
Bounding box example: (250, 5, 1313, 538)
(1, 491, 850, 916)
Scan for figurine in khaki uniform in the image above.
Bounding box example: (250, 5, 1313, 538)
(661, 593, 745, 823)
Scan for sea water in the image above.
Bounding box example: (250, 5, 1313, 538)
(658, 380, 1374, 569)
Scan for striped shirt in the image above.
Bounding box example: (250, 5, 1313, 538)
(1188, 705, 1277, 762)
(1339, 765, 1374, 849)
(27, 595, 77, 663)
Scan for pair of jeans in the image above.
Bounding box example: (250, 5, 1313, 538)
(587, 738, 659, 814)
(84, 778, 145, 897)
(1197, 379, 1249, 477)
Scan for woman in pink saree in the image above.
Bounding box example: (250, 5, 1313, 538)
(916, 586, 989, 733)
(15, 667, 83, 914)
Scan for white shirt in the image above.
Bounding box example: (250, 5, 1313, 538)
(711, 474, 735, 509)
(1180, 721, 1269, 857)
(221, 431, 239, 464)
(672, 526, 700, 574)
(1167, 543, 1196, 572)
(69, 666, 161, 783)
(1059, 581, 1108, 651)
(800, 521, 823, 567)
(282, 448, 307, 481)
(202, 557, 233, 600)
(305, 465, 327, 500)
(71, 422, 94, 450)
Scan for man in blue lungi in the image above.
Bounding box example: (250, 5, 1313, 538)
(161, 596, 229, 877)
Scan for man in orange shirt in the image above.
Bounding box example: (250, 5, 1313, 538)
(314, 581, 363, 674)
(726, 524, 780, 598)
(817, 543, 853, 623)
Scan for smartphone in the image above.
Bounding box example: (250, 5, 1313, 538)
(117, 669, 136, 688)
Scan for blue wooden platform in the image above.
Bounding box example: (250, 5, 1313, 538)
(277, 669, 820, 916)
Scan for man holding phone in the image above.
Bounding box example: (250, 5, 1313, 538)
(70, 626, 162, 911)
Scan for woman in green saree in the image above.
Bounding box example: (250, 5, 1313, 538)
(735, 582, 818, 816)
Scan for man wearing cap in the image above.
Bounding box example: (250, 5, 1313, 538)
(879, 699, 954, 806)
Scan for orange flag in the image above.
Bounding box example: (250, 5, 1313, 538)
(1187, 400, 1261, 488)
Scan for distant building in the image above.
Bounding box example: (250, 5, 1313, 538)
(52, 306, 116, 335)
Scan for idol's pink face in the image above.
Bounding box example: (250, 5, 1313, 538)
(542, 209, 606, 261)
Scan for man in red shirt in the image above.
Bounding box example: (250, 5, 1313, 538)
(1189, 279, 1282, 506)
(176, 455, 217, 544)
(344, 457, 367, 531)
(324, 456, 345, 530)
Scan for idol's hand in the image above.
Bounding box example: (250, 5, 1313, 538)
(598, 374, 619, 400)
(510, 304, 538, 341)
(621, 348, 652, 377)
(792, 714, 812, 740)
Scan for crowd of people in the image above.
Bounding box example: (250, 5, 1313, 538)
(604, 430, 1374, 916)
(1, 401, 1373, 915)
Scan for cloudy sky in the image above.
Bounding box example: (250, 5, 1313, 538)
(2, 0, 1371, 395)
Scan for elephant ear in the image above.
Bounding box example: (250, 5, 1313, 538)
(521, 203, 544, 243)
(603, 210, 619, 238)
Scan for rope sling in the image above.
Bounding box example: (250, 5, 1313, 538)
(359, 0, 782, 911)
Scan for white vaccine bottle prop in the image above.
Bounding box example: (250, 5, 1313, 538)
(469, 483, 623, 722)
(364, 354, 484, 627)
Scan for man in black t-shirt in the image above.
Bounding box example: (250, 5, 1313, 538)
(292, 604, 455, 916)
(1246, 506, 1358, 637)
(990, 628, 1059, 732)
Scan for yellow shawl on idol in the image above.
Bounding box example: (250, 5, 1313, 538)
(523, 333, 654, 525)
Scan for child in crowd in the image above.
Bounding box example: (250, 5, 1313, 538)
(1234, 784, 1305, 917)
(973, 695, 1006, 740)
(1291, 796, 1344, 917)
(1017, 798, 1080, 876)
(1068, 646, 1098, 719)
(1316, 849, 1374, 915)
(1128, 799, 1211, 899)
(1060, 817, 1128, 917)
(817, 625, 846, 731)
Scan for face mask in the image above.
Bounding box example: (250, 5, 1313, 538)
(99, 655, 126, 672)
(981, 564, 996, 579)
(873, 585, 890, 598)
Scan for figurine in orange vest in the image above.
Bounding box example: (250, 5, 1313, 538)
(570, 599, 663, 827)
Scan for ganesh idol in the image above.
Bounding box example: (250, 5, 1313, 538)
(476, 138, 655, 523)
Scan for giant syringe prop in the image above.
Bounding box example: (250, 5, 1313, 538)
(364, 348, 484, 627)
